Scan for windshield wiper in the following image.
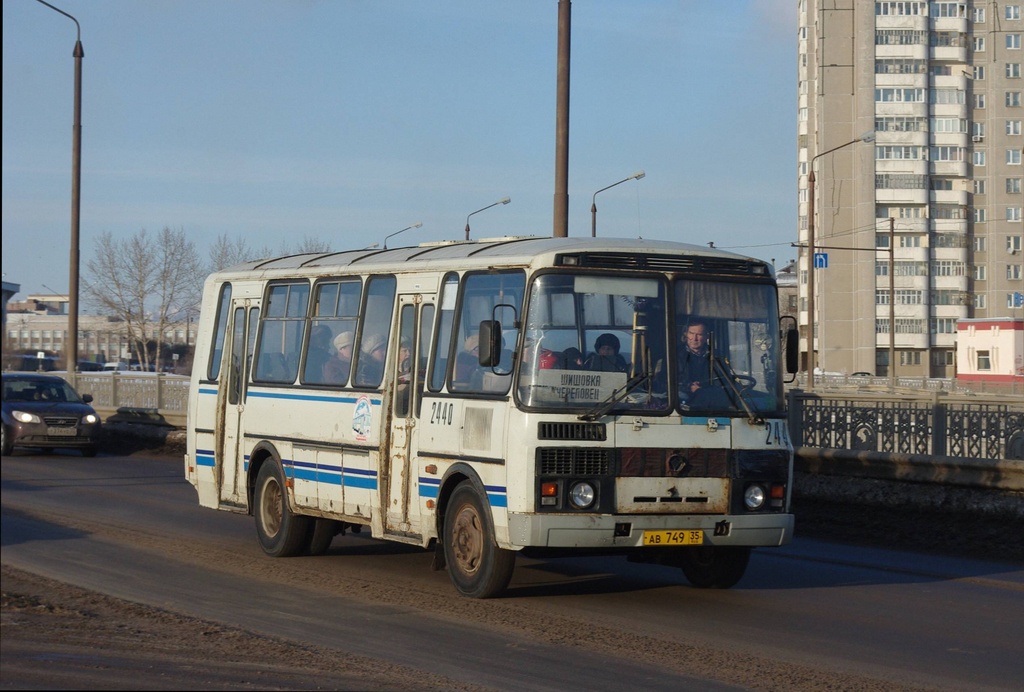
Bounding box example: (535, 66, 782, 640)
(578, 372, 650, 422)
(711, 357, 762, 424)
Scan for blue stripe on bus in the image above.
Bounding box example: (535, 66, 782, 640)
(417, 478, 506, 507)
(247, 390, 381, 405)
(196, 449, 216, 467)
(283, 460, 378, 491)
(680, 417, 731, 426)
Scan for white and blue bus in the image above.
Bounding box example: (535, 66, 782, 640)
(185, 236, 798, 598)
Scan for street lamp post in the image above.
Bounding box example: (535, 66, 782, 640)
(806, 131, 874, 389)
(35, 0, 83, 376)
(383, 221, 422, 249)
(465, 197, 510, 241)
(591, 170, 645, 237)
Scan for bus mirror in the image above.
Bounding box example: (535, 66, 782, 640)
(479, 320, 502, 367)
(780, 316, 799, 374)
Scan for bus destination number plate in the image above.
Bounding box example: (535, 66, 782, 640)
(642, 529, 703, 546)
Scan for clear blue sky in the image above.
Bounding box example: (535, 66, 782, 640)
(3, 0, 797, 301)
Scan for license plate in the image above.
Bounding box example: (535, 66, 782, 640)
(643, 529, 703, 546)
(47, 427, 78, 437)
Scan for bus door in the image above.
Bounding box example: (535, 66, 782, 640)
(217, 298, 259, 506)
(384, 295, 434, 536)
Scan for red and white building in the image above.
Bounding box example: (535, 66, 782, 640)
(955, 318, 1024, 382)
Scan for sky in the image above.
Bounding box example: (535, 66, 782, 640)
(2, 0, 798, 303)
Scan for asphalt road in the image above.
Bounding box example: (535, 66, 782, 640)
(2, 450, 1022, 691)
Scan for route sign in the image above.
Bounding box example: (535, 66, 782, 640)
(813, 252, 828, 269)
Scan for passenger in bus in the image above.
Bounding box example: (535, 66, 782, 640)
(453, 334, 481, 388)
(304, 325, 333, 383)
(678, 319, 712, 400)
(323, 331, 354, 384)
(397, 336, 412, 383)
(586, 333, 628, 372)
(357, 333, 388, 385)
(560, 347, 584, 369)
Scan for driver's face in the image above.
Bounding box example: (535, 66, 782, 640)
(684, 325, 707, 353)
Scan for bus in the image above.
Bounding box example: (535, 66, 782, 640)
(185, 236, 799, 598)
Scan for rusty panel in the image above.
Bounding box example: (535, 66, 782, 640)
(615, 477, 729, 514)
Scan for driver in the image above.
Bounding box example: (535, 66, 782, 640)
(678, 319, 712, 400)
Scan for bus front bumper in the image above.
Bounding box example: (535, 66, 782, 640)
(505, 512, 794, 550)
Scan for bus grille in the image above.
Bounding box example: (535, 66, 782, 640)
(538, 448, 613, 476)
(537, 422, 607, 441)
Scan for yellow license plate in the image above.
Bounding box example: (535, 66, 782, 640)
(642, 529, 703, 546)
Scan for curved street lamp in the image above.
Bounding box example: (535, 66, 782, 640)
(383, 221, 422, 249)
(591, 170, 644, 237)
(34, 0, 83, 375)
(465, 197, 510, 241)
(806, 131, 874, 389)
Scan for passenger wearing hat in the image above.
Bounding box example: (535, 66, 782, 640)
(323, 330, 354, 384)
(586, 333, 628, 372)
(453, 334, 482, 388)
(357, 332, 388, 385)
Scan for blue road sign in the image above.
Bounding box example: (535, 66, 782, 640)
(813, 252, 828, 269)
(1014, 292, 1024, 308)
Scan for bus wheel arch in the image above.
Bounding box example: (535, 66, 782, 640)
(678, 545, 751, 589)
(252, 449, 311, 558)
(441, 476, 515, 599)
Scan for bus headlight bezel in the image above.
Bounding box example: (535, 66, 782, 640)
(568, 481, 596, 510)
(743, 483, 766, 510)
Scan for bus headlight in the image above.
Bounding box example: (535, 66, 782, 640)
(568, 481, 596, 509)
(743, 484, 766, 510)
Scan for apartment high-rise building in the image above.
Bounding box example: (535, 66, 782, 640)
(798, 1, 1023, 378)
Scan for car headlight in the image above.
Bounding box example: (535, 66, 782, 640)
(743, 484, 766, 510)
(12, 410, 41, 424)
(568, 481, 596, 509)
(83, 413, 99, 424)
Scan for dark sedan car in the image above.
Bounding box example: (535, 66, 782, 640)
(1, 373, 101, 457)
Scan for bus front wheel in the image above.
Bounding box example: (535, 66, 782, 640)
(255, 460, 311, 557)
(443, 481, 515, 599)
(678, 546, 751, 589)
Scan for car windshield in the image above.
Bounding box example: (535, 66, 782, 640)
(515, 272, 785, 417)
(3, 377, 84, 404)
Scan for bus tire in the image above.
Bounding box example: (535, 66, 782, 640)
(254, 460, 311, 558)
(307, 518, 338, 556)
(443, 481, 515, 599)
(679, 546, 751, 589)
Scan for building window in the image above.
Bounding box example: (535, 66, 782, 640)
(974, 236, 988, 251)
(1009, 34, 1022, 50)
(931, 88, 966, 105)
(976, 351, 991, 371)
(973, 151, 986, 166)
(974, 64, 987, 80)
(932, 350, 955, 366)
(899, 234, 923, 247)
(974, 93, 986, 108)
(1008, 236, 1023, 253)
(975, 179, 987, 194)
(1009, 178, 1023, 194)
(900, 351, 922, 366)
(1008, 120, 1023, 135)
(973, 264, 988, 280)
(974, 293, 987, 309)
(974, 208, 988, 222)
(931, 318, 958, 334)
(876, 290, 890, 305)
(1009, 208, 1023, 222)
(1009, 5, 1023, 21)
(1009, 63, 1023, 79)
(896, 289, 924, 304)
(1008, 264, 1023, 280)
(973, 36, 986, 51)
(1007, 91, 1022, 107)
(973, 7, 986, 22)
(875, 87, 927, 103)
(1009, 149, 1023, 165)
(930, 145, 966, 161)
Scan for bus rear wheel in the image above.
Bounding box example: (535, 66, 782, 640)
(443, 481, 515, 599)
(678, 546, 751, 589)
(255, 460, 311, 557)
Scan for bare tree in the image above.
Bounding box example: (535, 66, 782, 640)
(84, 228, 202, 372)
(294, 235, 332, 254)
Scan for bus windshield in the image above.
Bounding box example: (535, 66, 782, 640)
(516, 272, 784, 416)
